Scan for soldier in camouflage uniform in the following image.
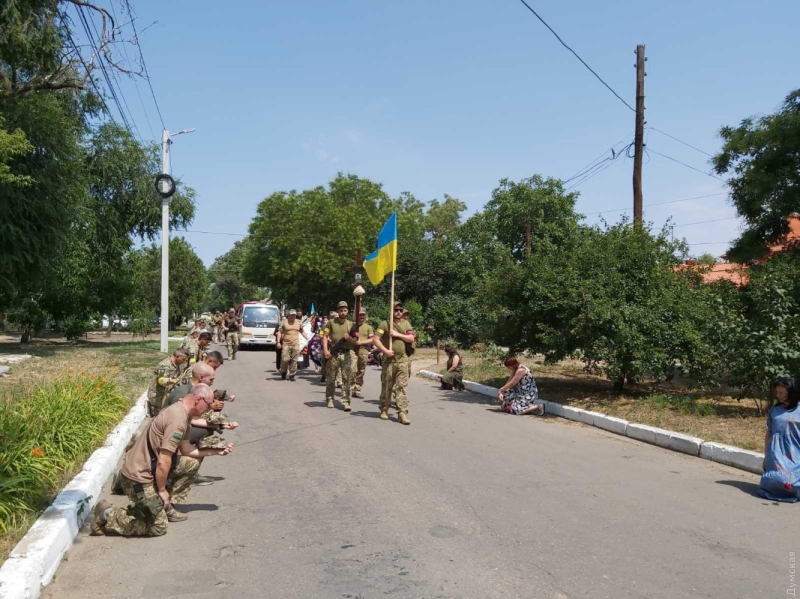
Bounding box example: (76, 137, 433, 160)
(373, 302, 415, 425)
(223, 308, 241, 360)
(186, 331, 212, 364)
(212, 311, 224, 342)
(91, 385, 235, 537)
(147, 348, 189, 417)
(350, 308, 374, 398)
(322, 301, 354, 411)
(176, 350, 224, 386)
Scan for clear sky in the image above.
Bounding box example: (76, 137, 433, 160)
(107, 0, 800, 265)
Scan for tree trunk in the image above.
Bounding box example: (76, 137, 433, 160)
(106, 313, 115, 337)
(21, 327, 30, 343)
(612, 376, 625, 394)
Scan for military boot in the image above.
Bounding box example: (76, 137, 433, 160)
(342, 403, 351, 412)
(327, 399, 334, 409)
(398, 412, 411, 425)
(166, 505, 188, 522)
(379, 410, 389, 420)
(90, 499, 112, 536)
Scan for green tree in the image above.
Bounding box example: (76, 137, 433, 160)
(207, 239, 268, 311)
(139, 238, 207, 329)
(713, 89, 800, 261)
(243, 173, 397, 309)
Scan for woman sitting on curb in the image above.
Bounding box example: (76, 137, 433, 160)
(759, 376, 800, 503)
(439, 343, 465, 391)
(498, 355, 544, 416)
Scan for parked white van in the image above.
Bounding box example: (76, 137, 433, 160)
(237, 302, 280, 349)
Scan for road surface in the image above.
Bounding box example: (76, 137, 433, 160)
(44, 347, 793, 599)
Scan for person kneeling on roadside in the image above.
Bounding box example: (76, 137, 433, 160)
(498, 355, 544, 416)
(759, 376, 800, 502)
(439, 343, 464, 391)
(92, 384, 234, 537)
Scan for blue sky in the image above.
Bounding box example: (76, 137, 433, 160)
(105, 0, 800, 265)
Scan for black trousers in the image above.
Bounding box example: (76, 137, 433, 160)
(275, 347, 282, 370)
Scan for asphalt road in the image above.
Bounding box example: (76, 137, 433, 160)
(43, 346, 794, 599)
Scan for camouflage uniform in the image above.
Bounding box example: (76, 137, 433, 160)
(377, 319, 414, 417)
(146, 357, 182, 417)
(224, 314, 241, 360)
(104, 477, 168, 537)
(322, 316, 354, 407)
(167, 456, 201, 504)
(351, 321, 373, 397)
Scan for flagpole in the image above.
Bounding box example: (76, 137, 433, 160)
(388, 270, 396, 335)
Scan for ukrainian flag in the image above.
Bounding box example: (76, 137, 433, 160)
(363, 212, 397, 285)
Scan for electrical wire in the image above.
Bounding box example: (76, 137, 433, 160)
(583, 192, 727, 216)
(178, 230, 248, 237)
(514, 2, 718, 167)
(647, 148, 723, 181)
(85, 8, 142, 141)
(109, 0, 156, 140)
(124, 0, 166, 130)
(672, 216, 738, 228)
(516, 0, 636, 113)
(647, 127, 712, 158)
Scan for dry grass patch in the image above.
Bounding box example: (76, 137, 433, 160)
(427, 350, 766, 453)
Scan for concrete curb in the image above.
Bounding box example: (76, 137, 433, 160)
(417, 370, 763, 475)
(0, 390, 148, 599)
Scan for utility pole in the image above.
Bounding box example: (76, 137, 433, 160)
(156, 128, 195, 353)
(633, 44, 646, 224)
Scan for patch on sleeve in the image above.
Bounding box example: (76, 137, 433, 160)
(376, 328, 385, 336)
(168, 430, 184, 447)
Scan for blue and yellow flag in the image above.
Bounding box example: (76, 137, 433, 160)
(363, 212, 397, 285)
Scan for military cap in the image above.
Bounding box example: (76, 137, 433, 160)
(288, 309, 297, 315)
(336, 301, 348, 309)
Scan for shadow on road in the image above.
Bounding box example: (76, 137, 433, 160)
(304, 401, 329, 408)
(715, 479, 762, 497)
(350, 410, 381, 419)
(179, 503, 219, 513)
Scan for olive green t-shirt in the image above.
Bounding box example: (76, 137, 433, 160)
(279, 318, 302, 346)
(356, 322, 374, 356)
(121, 401, 189, 483)
(376, 319, 414, 363)
(322, 317, 354, 349)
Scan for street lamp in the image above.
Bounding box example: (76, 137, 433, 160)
(157, 127, 196, 353)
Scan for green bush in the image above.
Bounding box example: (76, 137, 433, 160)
(0, 376, 131, 532)
(426, 294, 481, 347)
(128, 312, 154, 339)
(62, 315, 94, 341)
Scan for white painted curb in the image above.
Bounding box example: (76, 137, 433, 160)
(0, 390, 147, 599)
(418, 369, 763, 474)
(625, 422, 703, 456)
(699, 442, 764, 475)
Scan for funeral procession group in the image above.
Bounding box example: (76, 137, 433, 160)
(90, 212, 439, 538)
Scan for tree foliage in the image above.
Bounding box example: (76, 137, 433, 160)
(207, 239, 268, 312)
(714, 89, 800, 261)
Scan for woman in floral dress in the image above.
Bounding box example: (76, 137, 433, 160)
(498, 355, 544, 416)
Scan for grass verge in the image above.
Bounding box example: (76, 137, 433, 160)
(417, 349, 767, 453)
(0, 339, 176, 560)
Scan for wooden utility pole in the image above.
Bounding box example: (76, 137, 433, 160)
(633, 44, 646, 224)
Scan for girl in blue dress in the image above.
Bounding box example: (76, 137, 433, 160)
(759, 377, 800, 502)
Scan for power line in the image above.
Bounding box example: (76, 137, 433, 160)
(563, 136, 632, 184)
(686, 241, 733, 246)
(673, 216, 738, 228)
(647, 148, 723, 181)
(647, 127, 712, 158)
(85, 8, 142, 141)
(108, 0, 157, 140)
(124, 0, 166, 130)
(516, 0, 635, 112)
(583, 192, 727, 216)
(513, 2, 718, 171)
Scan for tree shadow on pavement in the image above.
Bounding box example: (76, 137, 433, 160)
(178, 503, 219, 513)
(715, 480, 762, 498)
(304, 401, 329, 408)
(350, 410, 381, 419)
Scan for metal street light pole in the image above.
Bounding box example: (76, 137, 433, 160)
(158, 128, 195, 353)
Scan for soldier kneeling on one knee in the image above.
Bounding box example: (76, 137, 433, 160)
(92, 384, 234, 537)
